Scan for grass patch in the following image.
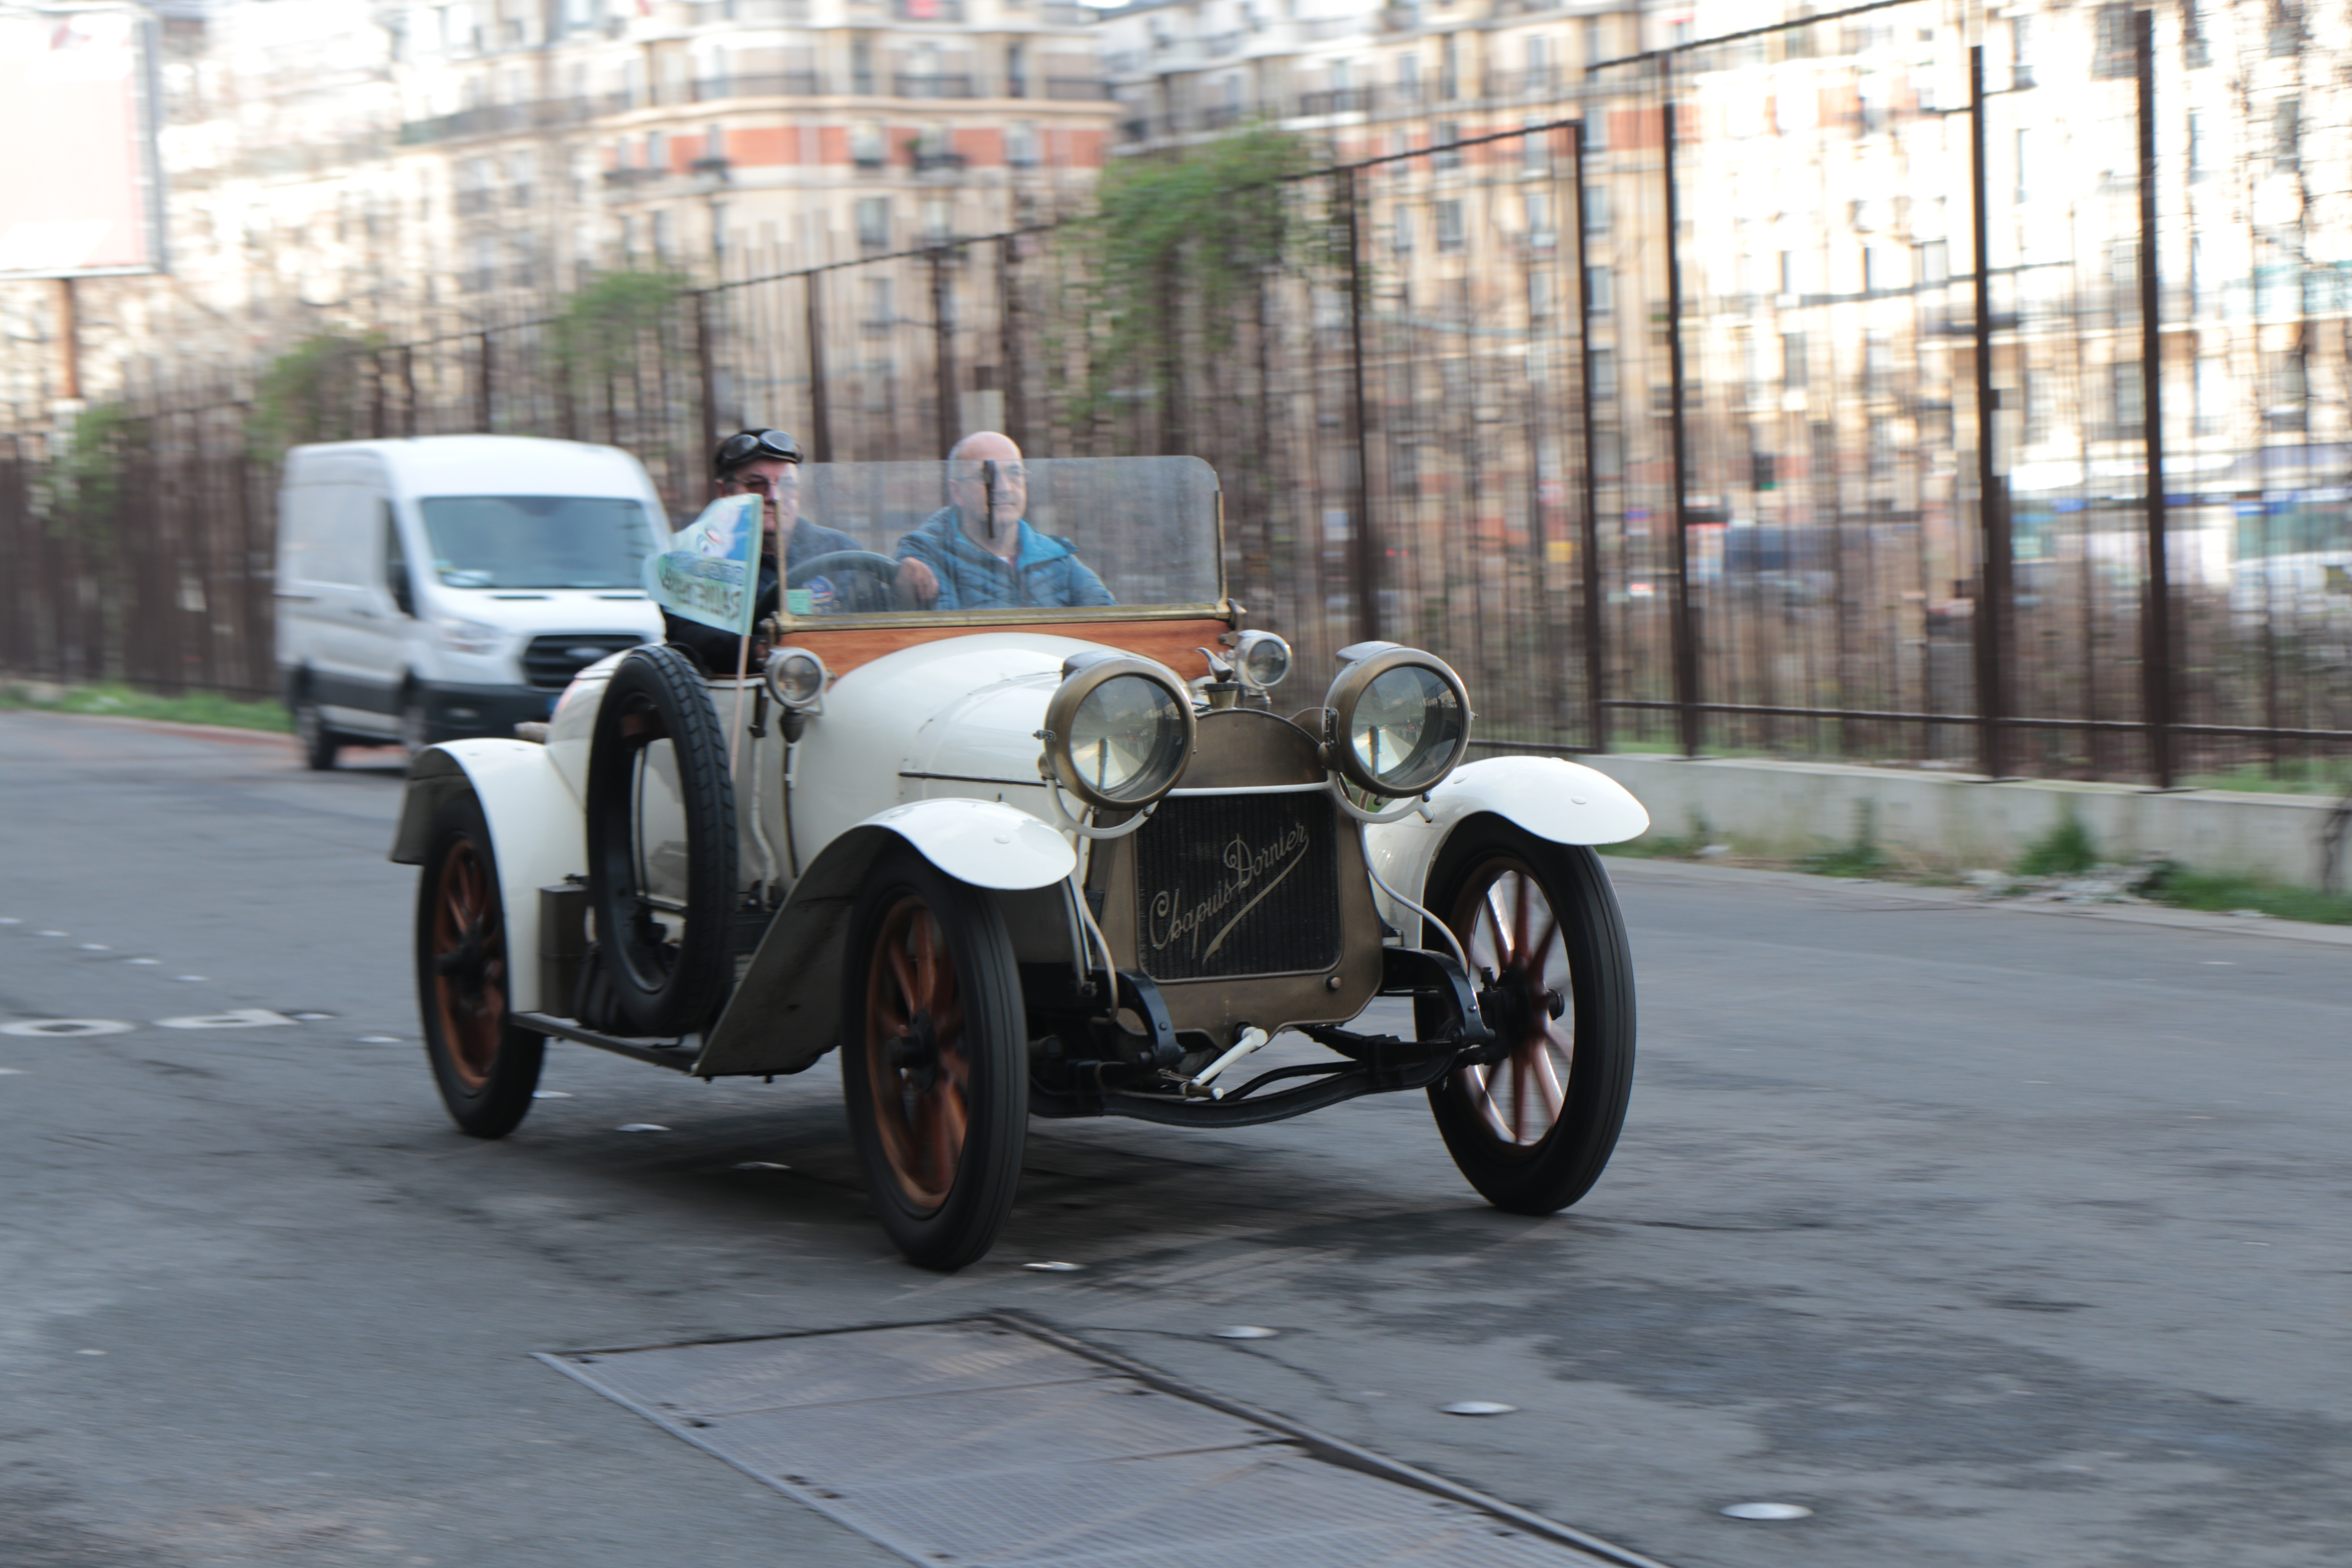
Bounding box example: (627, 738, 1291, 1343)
(1797, 801, 1889, 878)
(2138, 866, 2352, 926)
(2013, 816, 2099, 877)
(2178, 760, 2350, 797)
(0, 682, 290, 733)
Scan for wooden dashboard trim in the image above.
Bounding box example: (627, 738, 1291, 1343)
(773, 617, 1238, 680)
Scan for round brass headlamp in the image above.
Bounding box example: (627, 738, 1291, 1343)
(762, 646, 828, 710)
(1229, 630, 1293, 692)
(1040, 654, 1196, 811)
(1323, 644, 1472, 798)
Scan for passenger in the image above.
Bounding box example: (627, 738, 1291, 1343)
(891, 432, 1115, 611)
(664, 428, 861, 673)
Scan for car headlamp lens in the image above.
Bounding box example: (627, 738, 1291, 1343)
(1069, 676, 1185, 802)
(1324, 647, 1471, 797)
(1232, 631, 1292, 691)
(1042, 655, 1195, 811)
(762, 648, 826, 709)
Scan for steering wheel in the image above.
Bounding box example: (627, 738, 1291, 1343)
(785, 550, 902, 614)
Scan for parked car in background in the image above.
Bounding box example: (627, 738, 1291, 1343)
(276, 436, 668, 768)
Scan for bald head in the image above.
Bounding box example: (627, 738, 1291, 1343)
(946, 431, 1028, 557)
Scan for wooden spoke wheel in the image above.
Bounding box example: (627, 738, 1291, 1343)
(1419, 817, 1635, 1214)
(414, 788, 544, 1136)
(841, 849, 1026, 1271)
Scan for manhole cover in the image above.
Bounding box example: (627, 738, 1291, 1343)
(541, 1318, 1664, 1568)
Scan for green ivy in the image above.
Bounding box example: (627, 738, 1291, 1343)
(552, 269, 691, 379)
(252, 332, 384, 457)
(1061, 128, 1327, 431)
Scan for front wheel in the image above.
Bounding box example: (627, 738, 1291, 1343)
(414, 788, 545, 1136)
(840, 849, 1027, 1271)
(1419, 818, 1635, 1214)
(292, 693, 339, 771)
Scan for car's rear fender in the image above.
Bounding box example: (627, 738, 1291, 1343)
(390, 739, 585, 1014)
(1363, 755, 1649, 947)
(695, 799, 1076, 1079)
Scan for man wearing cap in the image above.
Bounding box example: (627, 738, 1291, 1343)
(664, 428, 861, 673)
(890, 431, 1114, 611)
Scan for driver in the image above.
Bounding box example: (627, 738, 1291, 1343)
(662, 428, 862, 673)
(890, 432, 1114, 610)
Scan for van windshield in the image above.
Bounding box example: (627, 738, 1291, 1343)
(417, 495, 659, 590)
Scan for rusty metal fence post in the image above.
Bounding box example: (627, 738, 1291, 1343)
(1343, 165, 1379, 647)
(2134, 7, 2175, 787)
(1660, 61, 1700, 758)
(1969, 42, 2011, 780)
(1571, 117, 1606, 753)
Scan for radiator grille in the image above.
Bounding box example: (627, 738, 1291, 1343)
(1132, 793, 1341, 982)
(523, 633, 646, 690)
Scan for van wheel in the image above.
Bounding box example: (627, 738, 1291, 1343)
(293, 695, 339, 771)
(400, 693, 432, 759)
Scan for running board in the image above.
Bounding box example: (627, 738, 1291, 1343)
(512, 1012, 700, 1073)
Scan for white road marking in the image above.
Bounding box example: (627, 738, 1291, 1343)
(156, 1009, 296, 1030)
(0, 1019, 134, 1038)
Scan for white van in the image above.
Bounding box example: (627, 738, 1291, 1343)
(275, 436, 670, 768)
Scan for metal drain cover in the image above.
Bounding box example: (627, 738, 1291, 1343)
(541, 1318, 1638, 1568)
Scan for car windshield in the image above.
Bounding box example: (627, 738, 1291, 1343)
(773, 456, 1221, 622)
(418, 495, 661, 590)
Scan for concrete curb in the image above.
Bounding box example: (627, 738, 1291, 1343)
(3, 709, 303, 751)
(1602, 853, 2352, 948)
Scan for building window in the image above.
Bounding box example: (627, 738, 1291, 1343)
(2093, 4, 2134, 79)
(1782, 332, 1808, 390)
(862, 275, 895, 335)
(2011, 16, 2033, 87)
(1435, 122, 1461, 170)
(856, 196, 890, 250)
(1521, 117, 1548, 175)
(1582, 183, 1609, 236)
(2112, 360, 2145, 434)
(1435, 199, 1464, 251)
(1392, 206, 1413, 255)
(1007, 121, 1038, 168)
(852, 121, 884, 170)
(1589, 346, 1615, 398)
(1584, 264, 1610, 315)
(1439, 33, 1458, 100)
(2274, 98, 2301, 168)
(2269, 3, 2301, 58)
(1398, 52, 1420, 104)
(851, 36, 875, 95)
(1006, 40, 1027, 98)
(1525, 191, 1553, 249)
(1527, 266, 1553, 320)
(923, 197, 952, 243)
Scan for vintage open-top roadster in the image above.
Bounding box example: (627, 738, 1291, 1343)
(391, 455, 1649, 1269)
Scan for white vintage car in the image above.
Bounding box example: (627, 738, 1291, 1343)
(390, 456, 1650, 1269)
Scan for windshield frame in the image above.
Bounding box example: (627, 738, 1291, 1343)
(766, 461, 1229, 633)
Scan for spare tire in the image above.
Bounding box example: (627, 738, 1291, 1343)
(585, 645, 738, 1036)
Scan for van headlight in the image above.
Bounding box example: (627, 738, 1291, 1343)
(1323, 642, 1472, 797)
(1040, 654, 1195, 810)
(436, 617, 501, 656)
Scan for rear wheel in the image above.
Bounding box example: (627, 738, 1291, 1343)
(1419, 817, 1634, 1214)
(292, 692, 339, 771)
(840, 850, 1027, 1271)
(415, 788, 544, 1136)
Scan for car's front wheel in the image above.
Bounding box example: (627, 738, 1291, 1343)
(292, 692, 339, 771)
(1419, 817, 1635, 1214)
(840, 849, 1027, 1271)
(414, 787, 545, 1136)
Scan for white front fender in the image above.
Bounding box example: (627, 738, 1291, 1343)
(390, 740, 585, 1014)
(1363, 755, 1648, 947)
(694, 798, 1074, 1078)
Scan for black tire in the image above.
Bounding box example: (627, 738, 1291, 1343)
(399, 689, 432, 760)
(1417, 817, 1635, 1214)
(584, 646, 738, 1036)
(414, 787, 545, 1136)
(840, 848, 1027, 1271)
(292, 690, 339, 771)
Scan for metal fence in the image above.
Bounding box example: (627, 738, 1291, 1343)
(5, 0, 2350, 788)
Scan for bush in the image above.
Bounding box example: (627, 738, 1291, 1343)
(1799, 800, 1888, 878)
(2013, 815, 2098, 877)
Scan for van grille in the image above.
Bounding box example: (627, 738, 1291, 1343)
(523, 633, 646, 690)
(1132, 793, 1341, 982)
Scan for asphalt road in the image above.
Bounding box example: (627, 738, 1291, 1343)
(2, 710, 2347, 1568)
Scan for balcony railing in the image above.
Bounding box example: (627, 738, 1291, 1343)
(1044, 76, 1108, 100)
(895, 72, 975, 98)
(695, 71, 824, 100)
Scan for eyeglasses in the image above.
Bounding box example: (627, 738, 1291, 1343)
(715, 429, 802, 472)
